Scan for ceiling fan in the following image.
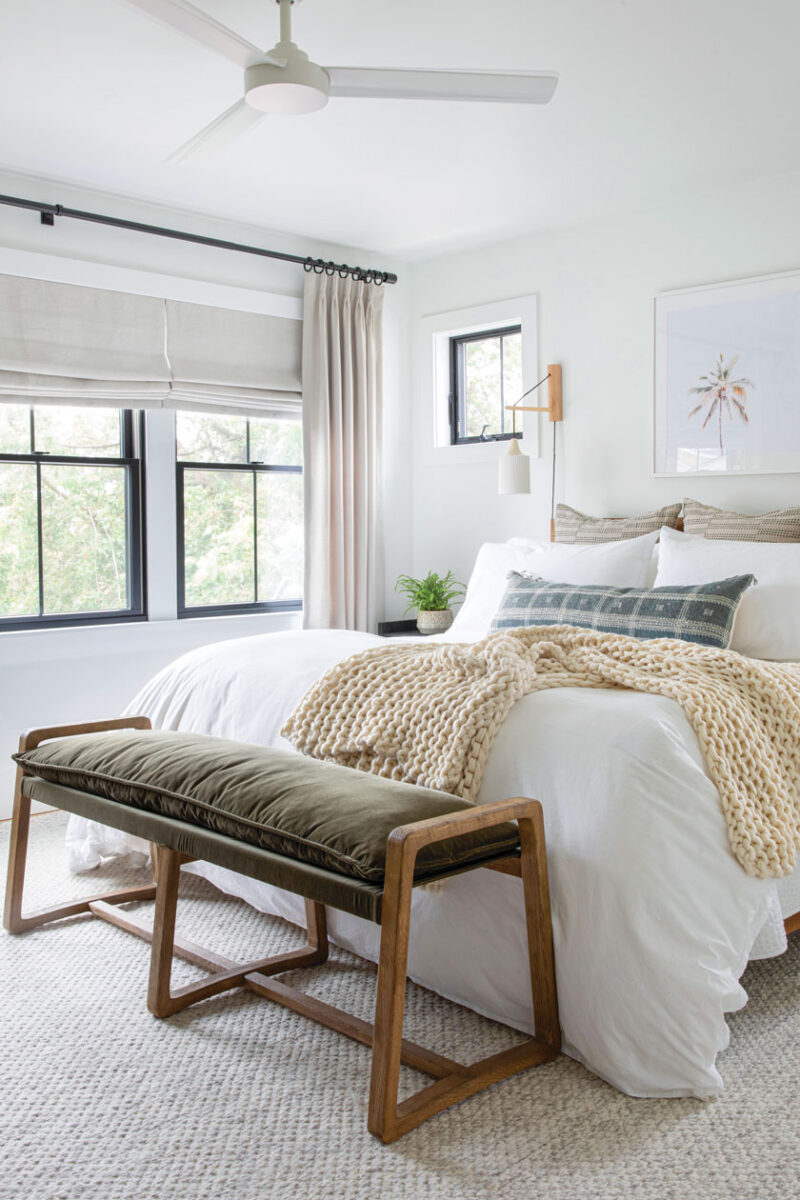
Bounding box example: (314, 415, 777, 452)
(120, 0, 559, 162)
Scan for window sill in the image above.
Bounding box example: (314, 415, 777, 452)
(0, 611, 146, 634)
(178, 600, 301, 620)
(0, 608, 302, 666)
(424, 439, 523, 467)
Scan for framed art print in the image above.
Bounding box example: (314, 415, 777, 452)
(654, 269, 800, 476)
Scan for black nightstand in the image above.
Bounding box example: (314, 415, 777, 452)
(377, 619, 418, 637)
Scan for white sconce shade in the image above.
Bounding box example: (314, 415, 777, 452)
(498, 437, 530, 495)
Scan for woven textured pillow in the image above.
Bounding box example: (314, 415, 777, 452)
(554, 503, 682, 544)
(490, 572, 755, 648)
(683, 499, 800, 542)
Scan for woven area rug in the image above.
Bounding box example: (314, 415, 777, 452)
(2, 812, 799, 1200)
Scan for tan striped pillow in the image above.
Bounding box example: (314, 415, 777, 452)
(554, 503, 682, 545)
(683, 499, 800, 542)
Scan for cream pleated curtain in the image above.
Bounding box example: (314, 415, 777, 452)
(301, 273, 383, 631)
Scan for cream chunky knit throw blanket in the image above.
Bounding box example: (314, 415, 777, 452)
(282, 626, 800, 879)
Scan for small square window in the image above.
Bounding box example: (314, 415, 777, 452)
(449, 325, 522, 445)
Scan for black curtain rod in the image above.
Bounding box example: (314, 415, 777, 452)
(0, 192, 398, 286)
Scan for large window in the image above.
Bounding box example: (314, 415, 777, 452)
(176, 412, 303, 616)
(0, 405, 143, 629)
(449, 325, 523, 444)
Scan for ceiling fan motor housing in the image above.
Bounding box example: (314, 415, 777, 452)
(245, 49, 330, 114)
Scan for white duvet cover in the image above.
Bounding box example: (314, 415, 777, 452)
(67, 627, 790, 1099)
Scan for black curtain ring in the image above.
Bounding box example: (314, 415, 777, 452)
(325, 260, 335, 276)
(312, 258, 325, 274)
(338, 264, 349, 279)
(351, 268, 363, 282)
(303, 257, 314, 273)
(374, 272, 385, 286)
(363, 269, 374, 284)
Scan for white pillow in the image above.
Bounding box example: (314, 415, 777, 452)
(451, 531, 660, 638)
(507, 530, 659, 586)
(655, 526, 800, 660)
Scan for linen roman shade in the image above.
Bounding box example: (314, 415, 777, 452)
(164, 300, 301, 418)
(0, 274, 170, 407)
(0, 274, 302, 416)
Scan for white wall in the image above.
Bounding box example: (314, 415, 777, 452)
(408, 171, 800, 585)
(0, 170, 412, 815)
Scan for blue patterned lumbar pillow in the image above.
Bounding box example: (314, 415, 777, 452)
(490, 572, 756, 648)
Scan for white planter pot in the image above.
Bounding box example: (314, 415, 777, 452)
(416, 608, 453, 636)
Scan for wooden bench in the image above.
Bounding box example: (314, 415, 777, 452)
(4, 717, 559, 1143)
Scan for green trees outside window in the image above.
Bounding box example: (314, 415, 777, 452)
(449, 326, 522, 444)
(0, 406, 303, 628)
(176, 412, 303, 614)
(0, 405, 141, 627)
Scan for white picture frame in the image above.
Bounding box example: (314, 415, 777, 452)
(653, 268, 800, 476)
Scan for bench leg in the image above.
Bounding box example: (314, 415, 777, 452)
(519, 807, 560, 1050)
(367, 799, 560, 1143)
(4, 723, 158, 936)
(4, 765, 34, 935)
(147, 845, 330, 1019)
(367, 836, 416, 1139)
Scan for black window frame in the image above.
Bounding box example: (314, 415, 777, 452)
(448, 324, 523, 445)
(0, 408, 145, 632)
(176, 416, 303, 619)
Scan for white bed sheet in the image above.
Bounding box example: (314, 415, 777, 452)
(66, 627, 791, 1099)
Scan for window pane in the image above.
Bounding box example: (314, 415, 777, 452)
(40, 464, 128, 614)
(0, 405, 31, 454)
(182, 469, 254, 607)
(257, 473, 303, 602)
(454, 328, 523, 441)
(502, 333, 523, 413)
(176, 412, 247, 463)
(0, 463, 39, 617)
(249, 417, 302, 466)
(34, 406, 122, 457)
(464, 336, 503, 438)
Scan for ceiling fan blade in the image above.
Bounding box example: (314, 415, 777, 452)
(326, 67, 558, 105)
(168, 99, 265, 164)
(118, 0, 269, 68)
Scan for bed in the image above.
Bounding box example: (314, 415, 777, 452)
(65, 520, 800, 1101)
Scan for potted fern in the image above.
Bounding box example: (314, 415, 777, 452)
(395, 570, 465, 635)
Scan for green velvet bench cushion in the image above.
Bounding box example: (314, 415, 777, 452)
(15, 731, 520, 923)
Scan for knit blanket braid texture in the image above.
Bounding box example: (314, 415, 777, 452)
(281, 626, 800, 879)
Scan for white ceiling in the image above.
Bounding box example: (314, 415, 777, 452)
(0, 0, 799, 260)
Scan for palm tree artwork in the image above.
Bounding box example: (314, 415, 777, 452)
(688, 354, 754, 454)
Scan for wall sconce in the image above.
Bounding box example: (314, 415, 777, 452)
(498, 363, 563, 537)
